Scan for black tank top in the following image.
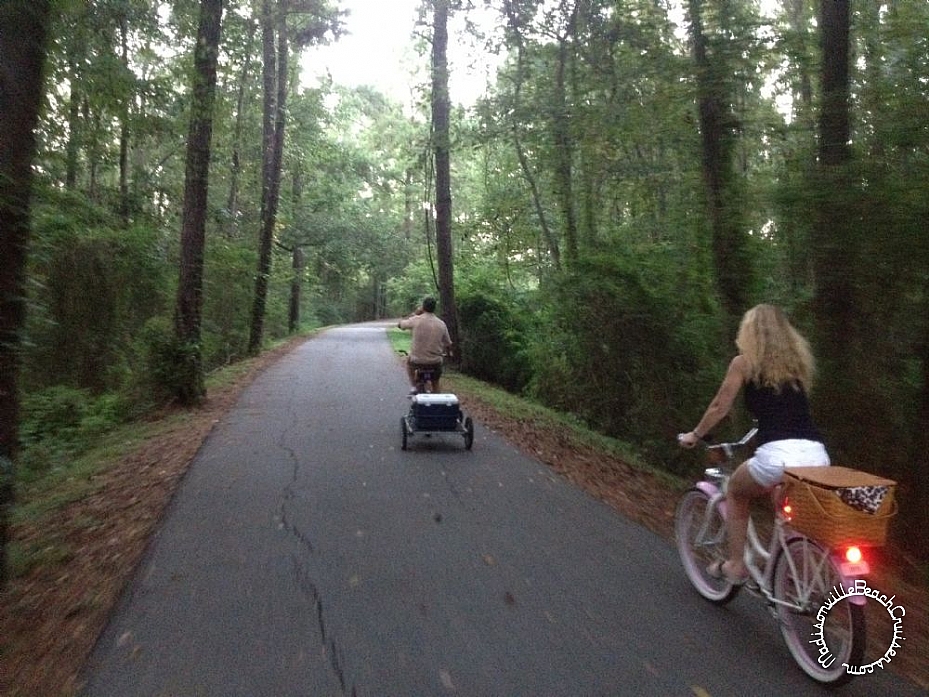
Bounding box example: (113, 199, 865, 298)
(744, 380, 822, 446)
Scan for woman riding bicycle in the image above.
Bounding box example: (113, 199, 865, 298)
(678, 304, 830, 584)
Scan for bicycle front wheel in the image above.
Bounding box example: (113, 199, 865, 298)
(773, 537, 866, 686)
(674, 488, 740, 604)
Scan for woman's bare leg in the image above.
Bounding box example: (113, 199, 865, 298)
(724, 462, 768, 577)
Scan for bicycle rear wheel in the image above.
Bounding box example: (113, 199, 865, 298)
(773, 537, 866, 686)
(674, 488, 740, 604)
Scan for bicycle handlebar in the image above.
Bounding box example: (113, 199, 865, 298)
(678, 426, 757, 462)
(704, 427, 758, 451)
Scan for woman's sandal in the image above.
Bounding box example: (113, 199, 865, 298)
(707, 559, 749, 585)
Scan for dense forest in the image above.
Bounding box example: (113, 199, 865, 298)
(2, 0, 928, 574)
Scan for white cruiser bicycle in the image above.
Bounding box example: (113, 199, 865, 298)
(674, 428, 869, 686)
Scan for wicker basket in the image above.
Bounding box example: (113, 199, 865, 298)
(782, 466, 897, 548)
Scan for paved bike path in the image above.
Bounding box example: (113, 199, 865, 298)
(80, 324, 924, 696)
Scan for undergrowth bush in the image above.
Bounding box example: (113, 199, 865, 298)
(526, 252, 725, 470)
(131, 316, 204, 406)
(457, 287, 533, 393)
(19, 386, 125, 481)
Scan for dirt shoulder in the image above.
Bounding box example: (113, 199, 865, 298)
(1, 341, 925, 695)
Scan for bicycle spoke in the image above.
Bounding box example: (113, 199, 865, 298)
(773, 537, 865, 685)
(674, 489, 740, 605)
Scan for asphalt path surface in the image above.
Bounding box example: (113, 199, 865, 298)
(80, 324, 925, 697)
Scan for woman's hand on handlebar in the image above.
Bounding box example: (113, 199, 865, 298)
(677, 431, 701, 449)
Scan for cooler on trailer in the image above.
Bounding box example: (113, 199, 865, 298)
(401, 393, 474, 451)
(409, 393, 460, 431)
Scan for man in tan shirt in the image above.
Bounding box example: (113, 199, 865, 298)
(398, 296, 452, 393)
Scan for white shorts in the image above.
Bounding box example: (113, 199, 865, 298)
(746, 439, 831, 488)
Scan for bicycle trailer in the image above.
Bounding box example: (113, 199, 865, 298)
(401, 393, 474, 450)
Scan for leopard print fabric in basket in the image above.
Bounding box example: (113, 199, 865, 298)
(837, 486, 889, 514)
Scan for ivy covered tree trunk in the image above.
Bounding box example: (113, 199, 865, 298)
(174, 0, 224, 405)
(431, 0, 460, 353)
(0, 0, 52, 588)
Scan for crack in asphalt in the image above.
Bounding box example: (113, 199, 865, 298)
(276, 407, 357, 696)
(289, 555, 355, 695)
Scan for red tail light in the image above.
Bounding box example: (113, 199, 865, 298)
(839, 545, 869, 577)
(781, 497, 793, 521)
(845, 546, 863, 564)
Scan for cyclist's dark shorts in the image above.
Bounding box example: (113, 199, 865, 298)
(410, 361, 443, 380)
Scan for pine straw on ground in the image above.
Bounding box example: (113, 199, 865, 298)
(1, 343, 925, 695)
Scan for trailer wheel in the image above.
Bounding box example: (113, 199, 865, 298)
(463, 417, 474, 450)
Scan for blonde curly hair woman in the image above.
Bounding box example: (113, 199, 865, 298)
(679, 304, 830, 583)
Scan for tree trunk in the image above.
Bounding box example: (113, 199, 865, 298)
(808, 0, 862, 474)
(118, 12, 131, 227)
(817, 0, 851, 169)
(174, 0, 224, 405)
(811, 0, 853, 377)
(431, 0, 460, 354)
(502, 0, 561, 271)
(65, 54, 81, 189)
(249, 0, 288, 355)
(910, 300, 929, 556)
(551, 20, 579, 266)
(0, 0, 52, 588)
(688, 0, 752, 323)
(226, 21, 257, 237)
(782, 0, 816, 293)
(88, 107, 100, 199)
(860, 0, 885, 159)
(404, 167, 415, 240)
(786, 0, 815, 132)
(289, 246, 304, 333)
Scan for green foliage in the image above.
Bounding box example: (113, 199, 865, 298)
(23, 188, 171, 394)
(385, 259, 439, 316)
(201, 238, 256, 366)
(526, 251, 726, 469)
(131, 316, 203, 406)
(18, 386, 125, 482)
(386, 327, 411, 355)
(457, 283, 533, 393)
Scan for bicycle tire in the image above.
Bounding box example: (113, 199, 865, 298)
(674, 488, 741, 604)
(773, 537, 866, 686)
